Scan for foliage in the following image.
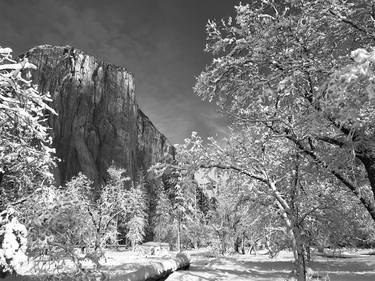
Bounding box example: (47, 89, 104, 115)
(192, 3, 375, 277)
(19, 175, 96, 275)
(93, 167, 133, 250)
(127, 217, 146, 250)
(177, 129, 375, 280)
(305, 187, 375, 249)
(0, 46, 56, 209)
(182, 212, 212, 250)
(19, 167, 147, 275)
(0, 208, 27, 276)
(125, 184, 148, 250)
(204, 171, 281, 255)
(154, 190, 173, 243)
(140, 170, 160, 241)
(160, 168, 196, 250)
(152, 166, 207, 250)
(194, 0, 375, 221)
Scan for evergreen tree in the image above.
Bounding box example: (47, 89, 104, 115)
(125, 184, 147, 251)
(154, 190, 173, 243)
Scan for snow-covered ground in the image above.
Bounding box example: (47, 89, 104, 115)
(166, 249, 375, 281)
(15, 249, 162, 276)
(7, 248, 375, 281)
(8, 249, 185, 280)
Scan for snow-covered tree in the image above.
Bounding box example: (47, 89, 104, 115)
(0, 46, 56, 209)
(148, 166, 197, 251)
(154, 189, 173, 243)
(0, 208, 27, 277)
(20, 167, 136, 276)
(195, 0, 375, 223)
(125, 184, 147, 251)
(177, 128, 374, 280)
(0, 46, 56, 276)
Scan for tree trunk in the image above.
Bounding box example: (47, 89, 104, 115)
(248, 243, 257, 255)
(357, 154, 375, 219)
(221, 232, 226, 255)
(296, 137, 375, 222)
(265, 236, 275, 257)
(234, 236, 241, 253)
(177, 220, 181, 252)
(278, 206, 306, 281)
(305, 242, 311, 262)
(317, 245, 324, 253)
(95, 234, 100, 251)
(290, 226, 306, 281)
(241, 236, 245, 254)
(295, 242, 306, 281)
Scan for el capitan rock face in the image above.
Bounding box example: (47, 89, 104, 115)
(26, 45, 174, 186)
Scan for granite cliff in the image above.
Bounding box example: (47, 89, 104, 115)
(26, 45, 174, 186)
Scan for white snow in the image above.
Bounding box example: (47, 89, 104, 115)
(166, 249, 375, 281)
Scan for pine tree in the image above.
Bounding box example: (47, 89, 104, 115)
(125, 184, 147, 251)
(154, 189, 172, 243)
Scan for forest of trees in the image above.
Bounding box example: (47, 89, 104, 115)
(2, 1, 375, 281)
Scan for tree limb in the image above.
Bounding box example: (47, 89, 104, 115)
(287, 135, 375, 220)
(199, 163, 268, 184)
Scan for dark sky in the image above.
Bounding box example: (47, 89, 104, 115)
(0, 0, 241, 144)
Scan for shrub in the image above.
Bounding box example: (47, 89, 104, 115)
(0, 208, 27, 276)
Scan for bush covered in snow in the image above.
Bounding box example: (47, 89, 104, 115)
(0, 208, 27, 276)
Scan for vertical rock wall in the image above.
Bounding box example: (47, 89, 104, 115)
(26, 45, 174, 186)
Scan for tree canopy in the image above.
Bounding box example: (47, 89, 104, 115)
(194, 0, 375, 221)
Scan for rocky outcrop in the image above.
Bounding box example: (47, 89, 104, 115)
(25, 45, 174, 186)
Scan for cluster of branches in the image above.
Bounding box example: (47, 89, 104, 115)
(171, 1, 375, 280)
(17, 167, 147, 277)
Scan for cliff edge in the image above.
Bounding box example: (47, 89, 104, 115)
(26, 45, 174, 186)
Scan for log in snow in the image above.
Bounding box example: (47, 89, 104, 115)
(3, 253, 190, 281)
(110, 253, 190, 281)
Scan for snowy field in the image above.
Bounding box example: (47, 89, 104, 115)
(167, 249, 375, 281)
(6, 249, 178, 280)
(5, 248, 375, 280)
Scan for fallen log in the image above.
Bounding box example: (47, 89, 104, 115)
(3, 253, 190, 281)
(110, 253, 190, 281)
